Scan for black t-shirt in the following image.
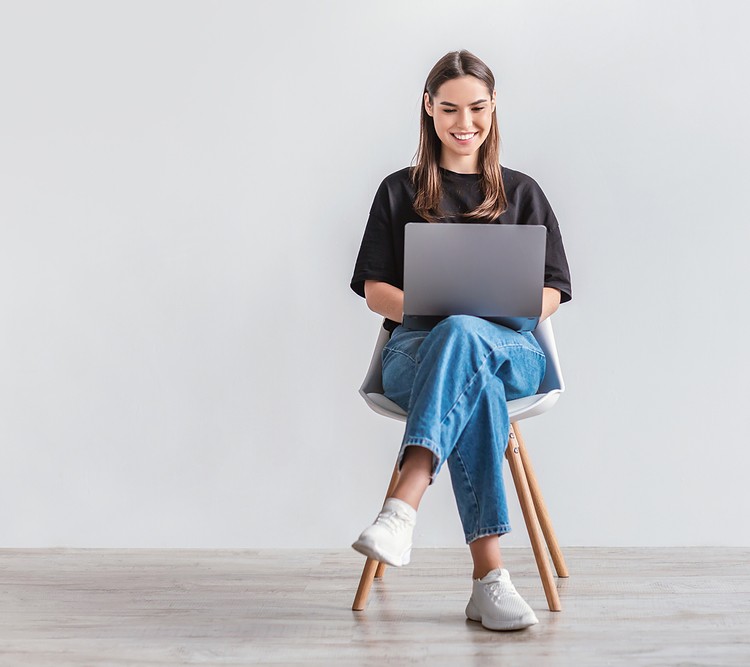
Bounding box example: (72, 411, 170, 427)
(350, 165, 573, 335)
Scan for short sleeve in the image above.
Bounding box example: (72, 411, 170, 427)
(523, 179, 572, 304)
(350, 179, 399, 298)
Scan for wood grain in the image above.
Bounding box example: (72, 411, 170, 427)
(0, 547, 748, 665)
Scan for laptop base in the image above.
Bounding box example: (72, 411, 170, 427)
(401, 314, 539, 333)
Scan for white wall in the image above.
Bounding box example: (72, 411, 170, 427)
(1, 0, 748, 548)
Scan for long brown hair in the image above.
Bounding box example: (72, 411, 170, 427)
(411, 50, 508, 223)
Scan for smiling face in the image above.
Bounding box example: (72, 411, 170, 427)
(424, 75, 496, 174)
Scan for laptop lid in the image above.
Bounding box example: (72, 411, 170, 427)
(402, 222, 547, 332)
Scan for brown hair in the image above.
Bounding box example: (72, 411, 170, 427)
(411, 50, 508, 223)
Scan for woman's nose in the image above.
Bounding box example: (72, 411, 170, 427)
(456, 109, 473, 129)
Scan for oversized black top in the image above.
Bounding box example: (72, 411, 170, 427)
(350, 165, 572, 335)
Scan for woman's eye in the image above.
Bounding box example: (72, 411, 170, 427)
(443, 107, 485, 113)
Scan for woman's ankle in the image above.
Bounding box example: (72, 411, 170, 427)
(472, 564, 503, 579)
(391, 447, 433, 510)
(389, 490, 421, 512)
(469, 534, 503, 579)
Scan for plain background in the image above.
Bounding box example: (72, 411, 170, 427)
(1, 1, 748, 549)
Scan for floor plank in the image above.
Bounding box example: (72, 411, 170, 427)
(0, 547, 748, 665)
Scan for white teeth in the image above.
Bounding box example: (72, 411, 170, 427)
(453, 133, 476, 140)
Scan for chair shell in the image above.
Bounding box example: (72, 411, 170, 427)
(359, 317, 564, 423)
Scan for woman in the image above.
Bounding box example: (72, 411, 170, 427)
(349, 50, 572, 631)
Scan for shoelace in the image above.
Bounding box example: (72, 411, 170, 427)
(485, 580, 520, 601)
(375, 509, 411, 533)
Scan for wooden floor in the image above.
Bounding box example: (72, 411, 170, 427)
(0, 547, 748, 666)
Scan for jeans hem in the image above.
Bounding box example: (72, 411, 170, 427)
(465, 525, 512, 545)
(398, 437, 443, 485)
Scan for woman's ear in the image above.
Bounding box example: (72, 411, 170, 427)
(491, 90, 497, 111)
(424, 92, 433, 117)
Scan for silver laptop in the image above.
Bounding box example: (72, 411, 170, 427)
(402, 222, 546, 332)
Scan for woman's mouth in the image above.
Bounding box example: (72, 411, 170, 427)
(451, 132, 477, 144)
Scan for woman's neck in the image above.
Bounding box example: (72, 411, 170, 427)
(439, 153, 480, 174)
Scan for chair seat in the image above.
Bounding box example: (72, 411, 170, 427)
(364, 392, 407, 420)
(364, 388, 562, 423)
(359, 318, 565, 424)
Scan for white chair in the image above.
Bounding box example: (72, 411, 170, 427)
(352, 317, 569, 612)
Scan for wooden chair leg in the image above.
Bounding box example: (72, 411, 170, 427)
(513, 422, 569, 578)
(352, 459, 401, 611)
(352, 558, 379, 611)
(506, 424, 561, 612)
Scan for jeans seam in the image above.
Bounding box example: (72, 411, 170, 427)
(451, 441, 481, 538)
(383, 347, 419, 366)
(440, 342, 539, 427)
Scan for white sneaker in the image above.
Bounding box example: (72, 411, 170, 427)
(465, 568, 539, 631)
(351, 497, 417, 567)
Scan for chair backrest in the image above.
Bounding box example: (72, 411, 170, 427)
(359, 317, 564, 398)
(359, 324, 391, 396)
(533, 317, 565, 394)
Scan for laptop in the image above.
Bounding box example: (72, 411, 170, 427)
(402, 222, 547, 332)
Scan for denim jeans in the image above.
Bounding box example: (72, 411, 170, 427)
(381, 315, 546, 544)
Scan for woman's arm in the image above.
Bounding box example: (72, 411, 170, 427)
(365, 281, 561, 325)
(540, 287, 561, 323)
(364, 280, 404, 323)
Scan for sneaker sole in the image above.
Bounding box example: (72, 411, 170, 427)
(351, 539, 411, 567)
(465, 598, 539, 631)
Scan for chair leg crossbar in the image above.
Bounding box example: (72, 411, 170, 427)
(352, 422, 568, 612)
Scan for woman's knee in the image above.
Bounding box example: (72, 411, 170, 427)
(432, 315, 516, 347)
(434, 314, 481, 334)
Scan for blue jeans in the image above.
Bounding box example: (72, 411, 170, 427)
(381, 315, 546, 544)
